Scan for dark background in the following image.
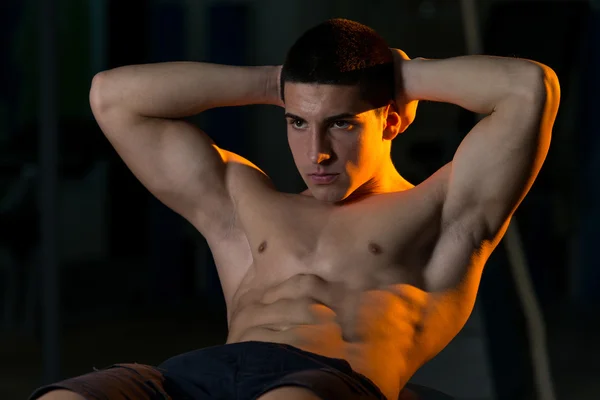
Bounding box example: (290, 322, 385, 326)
(0, 0, 598, 399)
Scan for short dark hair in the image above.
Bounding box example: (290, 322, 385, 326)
(281, 18, 394, 111)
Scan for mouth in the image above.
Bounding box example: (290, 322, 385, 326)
(308, 173, 339, 185)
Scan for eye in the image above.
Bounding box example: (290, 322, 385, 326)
(289, 118, 306, 129)
(332, 120, 352, 129)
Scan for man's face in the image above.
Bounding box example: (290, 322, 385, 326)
(284, 83, 393, 203)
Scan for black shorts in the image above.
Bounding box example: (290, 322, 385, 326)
(29, 341, 386, 400)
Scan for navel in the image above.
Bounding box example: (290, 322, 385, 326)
(368, 242, 383, 255)
(257, 241, 267, 253)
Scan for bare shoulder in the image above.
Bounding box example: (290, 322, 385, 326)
(221, 150, 276, 197)
(201, 147, 277, 243)
(373, 166, 449, 224)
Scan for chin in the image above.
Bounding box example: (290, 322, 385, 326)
(309, 184, 350, 203)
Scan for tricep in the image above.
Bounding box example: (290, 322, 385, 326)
(91, 95, 236, 240)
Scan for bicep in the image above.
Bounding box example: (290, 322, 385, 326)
(443, 68, 559, 237)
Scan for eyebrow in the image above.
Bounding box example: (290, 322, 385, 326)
(284, 112, 359, 124)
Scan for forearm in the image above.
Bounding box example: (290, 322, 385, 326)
(91, 62, 281, 118)
(399, 53, 545, 114)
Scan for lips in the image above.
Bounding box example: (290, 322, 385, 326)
(308, 173, 339, 185)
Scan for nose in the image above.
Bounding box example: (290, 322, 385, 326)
(310, 152, 331, 164)
(308, 131, 331, 164)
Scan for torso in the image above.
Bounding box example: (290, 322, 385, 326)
(205, 164, 472, 399)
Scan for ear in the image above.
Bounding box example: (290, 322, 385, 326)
(382, 104, 402, 141)
(395, 98, 419, 134)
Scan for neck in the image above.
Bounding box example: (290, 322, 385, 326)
(345, 161, 412, 202)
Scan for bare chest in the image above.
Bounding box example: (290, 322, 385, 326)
(232, 189, 441, 295)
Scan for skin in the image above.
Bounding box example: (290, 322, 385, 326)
(283, 84, 408, 203)
(40, 49, 560, 400)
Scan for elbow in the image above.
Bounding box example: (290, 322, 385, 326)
(89, 71, 116, 116)
(540, 65, 561, 114)
(513, 62, 560, 106)
(526, 64, 561, 125)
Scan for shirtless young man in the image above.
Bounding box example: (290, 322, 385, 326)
(33, 19, 559, 400)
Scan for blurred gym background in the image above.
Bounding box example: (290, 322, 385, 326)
(0, 0, 597, 399)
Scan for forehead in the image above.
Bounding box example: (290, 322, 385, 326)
(284, 83, 373, 118)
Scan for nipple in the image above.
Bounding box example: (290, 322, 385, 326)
(258, 241, 267, 253)
(368, 242, 382, 255)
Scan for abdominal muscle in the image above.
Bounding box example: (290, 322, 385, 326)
(224, 266, 425, 400)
